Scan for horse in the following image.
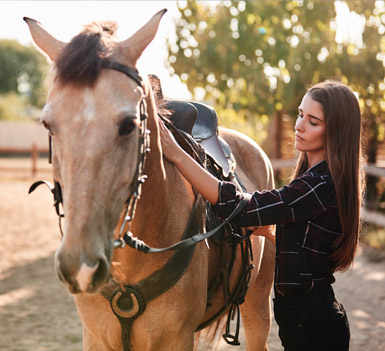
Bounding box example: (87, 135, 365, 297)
(24, 9, 275, 351)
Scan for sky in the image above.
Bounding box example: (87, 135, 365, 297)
(0, 0, 193, 99)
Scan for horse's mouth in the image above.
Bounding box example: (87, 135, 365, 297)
(62, 277, 111, 295)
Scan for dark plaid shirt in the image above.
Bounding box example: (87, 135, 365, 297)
(214, 161, 341, 297)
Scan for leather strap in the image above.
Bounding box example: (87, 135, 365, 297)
(101, 193, 205, 351)
(120, 195, 251, 253)
(101, 60, 142, 87)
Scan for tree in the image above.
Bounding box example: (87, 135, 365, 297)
(0, 39, 49, 107)
(334, 1, 385, 209)
(168, 0, 385, 202)
(167, 0, 338, 147)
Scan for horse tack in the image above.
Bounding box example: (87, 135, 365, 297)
(102, 60, 151, 247)
(29, 60, 212, 349)
(29, 60, 154, 350)
(29, 59, 254, 350)
(29, 59, 150, 245)
(100, 193, 206, 351)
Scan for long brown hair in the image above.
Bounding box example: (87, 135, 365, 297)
(293, 81, 365, 271)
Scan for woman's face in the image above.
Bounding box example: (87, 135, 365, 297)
(295, 93, 326, 167)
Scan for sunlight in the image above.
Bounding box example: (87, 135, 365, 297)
(0, 1, 192, 99)
(0, 287, 37, 307)
(364, 271, 385, 281)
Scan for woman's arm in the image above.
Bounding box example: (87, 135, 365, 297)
(160, 120, 276, 244)
(159, 120, 220, 205)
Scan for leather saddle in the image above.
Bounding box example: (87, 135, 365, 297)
(164, 100, 235, 178)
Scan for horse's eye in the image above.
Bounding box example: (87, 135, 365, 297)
(40, 119, 53, 135)
(118, 117, 137, 136)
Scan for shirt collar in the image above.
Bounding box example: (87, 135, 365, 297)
(306, 160, 328, 174)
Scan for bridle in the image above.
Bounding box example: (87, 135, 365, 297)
(29, 59, 151, 247)
(100, 60, 151, 249)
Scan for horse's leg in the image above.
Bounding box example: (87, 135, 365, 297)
(241, 230, 275, 351)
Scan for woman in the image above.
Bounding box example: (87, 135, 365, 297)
(159, 80, 364, 350)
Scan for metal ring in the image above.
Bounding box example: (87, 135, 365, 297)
(110, 287, 145, 320)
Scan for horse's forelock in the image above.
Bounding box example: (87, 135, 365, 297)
(56, 21, 118, 87)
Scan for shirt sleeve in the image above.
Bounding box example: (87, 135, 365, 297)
(213, 172, 335, 227)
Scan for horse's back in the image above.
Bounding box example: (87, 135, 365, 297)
(219, 127, 274, 191)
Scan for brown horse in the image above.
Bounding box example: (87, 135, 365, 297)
(25, 9, 275, 351)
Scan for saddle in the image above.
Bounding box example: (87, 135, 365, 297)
(164, 100, 235, 178)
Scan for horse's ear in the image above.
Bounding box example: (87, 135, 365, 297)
(23, 17, 66, 62)
(119, 9, 167, 65)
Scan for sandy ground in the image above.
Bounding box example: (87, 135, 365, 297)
(1, 158, 385, 350)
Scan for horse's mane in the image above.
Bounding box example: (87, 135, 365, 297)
(56, 21, 117, 86)
(148, 74, 173, 118)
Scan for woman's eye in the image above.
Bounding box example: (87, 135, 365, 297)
(118, 117, 137, 136)
(297, 114, 303, 119)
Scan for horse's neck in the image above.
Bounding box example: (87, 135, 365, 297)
(113, 104, 195, 282)
(134, 96, 195, 235)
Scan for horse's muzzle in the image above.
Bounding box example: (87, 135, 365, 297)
(55, 250, 110, 294)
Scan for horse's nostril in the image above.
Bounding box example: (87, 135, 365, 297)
(55, 256, 80, 292)
(91, 257, 109, 289)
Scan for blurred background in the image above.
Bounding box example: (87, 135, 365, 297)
(0, 1, 384, 350)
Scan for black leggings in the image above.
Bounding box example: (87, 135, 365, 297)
(273, 285, 350, 351)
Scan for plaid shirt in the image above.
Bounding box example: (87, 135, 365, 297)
(214, 161, 341, 297)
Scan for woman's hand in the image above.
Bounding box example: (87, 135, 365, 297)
(158, 118, 220, 205)
(159, 119, 183, 164)
(247, 226, 276, 244)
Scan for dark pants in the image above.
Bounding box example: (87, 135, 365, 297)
(273, 285, 350, 351)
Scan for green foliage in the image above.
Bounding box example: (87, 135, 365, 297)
(167, 0, 385, 150)
(0, 92, 41, 121)
(167, 0, 338, 131)
(0, 39, 49, 107)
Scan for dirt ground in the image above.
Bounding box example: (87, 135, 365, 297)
(1, 158, 385, 351)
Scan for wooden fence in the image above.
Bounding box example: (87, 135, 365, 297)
(0, 143, 48, 177)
